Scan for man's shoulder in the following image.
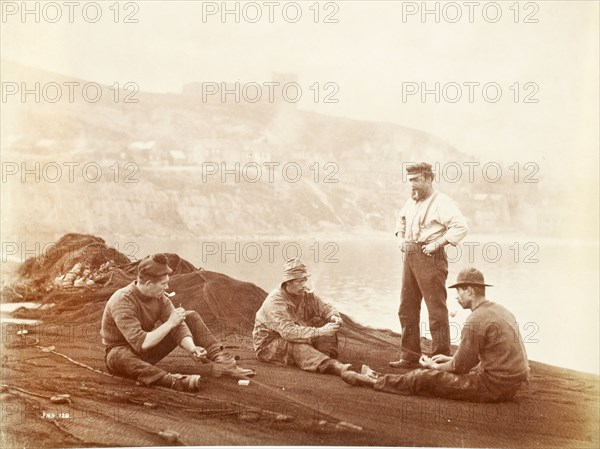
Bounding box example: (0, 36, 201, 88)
(106, 282, 137, 309)
(485, 301, 516, 320)
(467, 301, 515, 325)
(265, 285, 282, 298)
(260, 286, 286, 306)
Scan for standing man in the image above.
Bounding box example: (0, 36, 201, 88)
(101, 254, 254, 392)
(253, 258, 353, 377)
(391, 162, 469, 369)
(343, 268, 530, 403)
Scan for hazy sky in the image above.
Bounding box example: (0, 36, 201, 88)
(2, 1, 599, 181)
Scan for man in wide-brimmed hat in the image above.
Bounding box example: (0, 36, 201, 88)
(101, 254, 254, 392)
(343, 268, 530, 403)
(391, 162, 469, 369)
(253, 258, 354, 377)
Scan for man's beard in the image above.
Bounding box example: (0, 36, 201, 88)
(411, 189, 421, 200)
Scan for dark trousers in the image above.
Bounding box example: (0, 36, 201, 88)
(399, 242, 450, 361)
(256, 335, 338, 372)
(375, 369, 523, 403)
(105, 311, 219, 385)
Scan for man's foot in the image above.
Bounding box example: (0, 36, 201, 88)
(389, 358, 419, 370)
(341, 370, 377, 388)
(318, 359, 352, 376)
(361, 364, 381, 379)
(211, 352, 256, 378)
(168, 374, 201, 392)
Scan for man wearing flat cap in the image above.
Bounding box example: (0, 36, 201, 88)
(343, 268, 530, 402)
(101, 254, 253, 392)
(391, 162, 469, 369)
(253, 258, 354, 377)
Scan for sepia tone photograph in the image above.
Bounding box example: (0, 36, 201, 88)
(1, 1, 599, 448)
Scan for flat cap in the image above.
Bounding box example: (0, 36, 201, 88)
(406, 162, 434, 179)
(138, 254, 173, 278)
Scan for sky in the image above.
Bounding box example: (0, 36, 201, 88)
(2, 1, 598, 168)
(1, 0, 599, 226)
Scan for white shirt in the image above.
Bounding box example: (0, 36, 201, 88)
(395, 190, 469, 245)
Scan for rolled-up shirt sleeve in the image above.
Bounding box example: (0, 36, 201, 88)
(438, 197, 469, 246)
(394, 200, 409, 238)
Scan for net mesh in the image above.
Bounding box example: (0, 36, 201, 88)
(2, 233, 401, 356)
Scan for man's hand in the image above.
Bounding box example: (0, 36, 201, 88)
(190, 346, 208, 362)
(419, 355, 440, 370)
(319, 322, 340, 337)
(330, 315, 343, 325)
(431, 354, 452, 363)
(167, 307, 187, 328)
(422, 242, 439, 256)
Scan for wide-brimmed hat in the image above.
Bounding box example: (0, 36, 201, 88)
(281, 258, 310, 284)
(138, 254, 173, 278)
(448, 267, 493, 288)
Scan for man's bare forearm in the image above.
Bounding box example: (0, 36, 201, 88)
(141, 321, 175, 350)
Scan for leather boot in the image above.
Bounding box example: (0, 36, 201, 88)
(341, 371, 377, 388)
(157, 373, 201, 392)
(206, 345, 255, 378)
(317, 359, 352, 376)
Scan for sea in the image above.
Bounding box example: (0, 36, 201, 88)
(136, 234, 600, 375)
(2, 234, 598, 375)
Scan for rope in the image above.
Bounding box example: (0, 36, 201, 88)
(36, 345, 116, 378)
(24, 335, 365, 432)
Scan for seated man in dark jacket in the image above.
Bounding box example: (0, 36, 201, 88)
(343, 268, 530, 403)
(101, 254, 253, 392)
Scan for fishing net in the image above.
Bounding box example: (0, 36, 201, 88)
(2, 233, 401, 367)
(2, 234, 266, 333)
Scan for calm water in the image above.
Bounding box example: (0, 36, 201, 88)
(93, 235, 600, 375)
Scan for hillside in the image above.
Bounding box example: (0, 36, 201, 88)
(1, 60, 545, 243)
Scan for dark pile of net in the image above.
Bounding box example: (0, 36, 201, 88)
(2, 233, 266, 335)
(3, 233, 401, 359)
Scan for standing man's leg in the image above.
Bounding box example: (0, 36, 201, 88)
(396, 245, 423, 364)
(414, 246, 451, 356)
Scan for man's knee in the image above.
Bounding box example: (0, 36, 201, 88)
(106, 346, 140, 374)
(399, 304, 420, 323)
(312, 334, 338, 359)
(400, 322, 420, 339)
(428, 310, 450, 327)
(185, 311, 216, 341)
(184, 310, 201, 323)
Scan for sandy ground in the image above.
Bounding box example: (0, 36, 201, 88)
(1, 299, 598, 449)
